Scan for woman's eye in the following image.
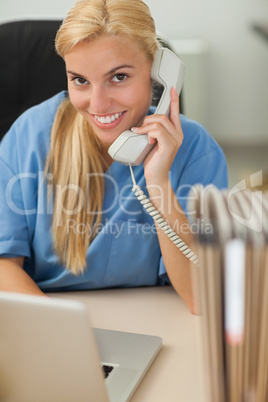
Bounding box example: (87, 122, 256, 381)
(112, 74, 127, 83)
(73, 77, 88, 86)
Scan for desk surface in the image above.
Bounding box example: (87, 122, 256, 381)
(51, 286, 206, 402)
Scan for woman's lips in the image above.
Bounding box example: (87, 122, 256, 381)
(91, 111, 126, 129)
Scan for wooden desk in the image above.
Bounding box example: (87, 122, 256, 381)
(51, 286, 206, 402)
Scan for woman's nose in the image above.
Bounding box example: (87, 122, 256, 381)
(89, 85, 112, 114)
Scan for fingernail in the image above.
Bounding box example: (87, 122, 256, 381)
(131, 127, 139, 132)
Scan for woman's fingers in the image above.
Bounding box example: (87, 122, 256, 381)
(132, 88, 183, 139)
(169, 87, 182, 132)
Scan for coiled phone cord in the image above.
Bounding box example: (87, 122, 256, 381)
(129, 165, 199, 266)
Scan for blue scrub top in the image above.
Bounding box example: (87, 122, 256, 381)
(0, 91, 228, 291)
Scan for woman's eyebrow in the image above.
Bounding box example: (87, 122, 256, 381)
(66, 65, 135, 79)
(104, 65, 135, 76)
(66, 70, 86, 77)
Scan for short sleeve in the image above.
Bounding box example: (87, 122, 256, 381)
(0, 156, 31, 257)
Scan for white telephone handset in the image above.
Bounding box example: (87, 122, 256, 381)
(108, 47, 185, 165)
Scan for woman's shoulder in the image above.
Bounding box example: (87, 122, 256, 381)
(172, 114, 228, 190)
(14, 91, 67, 134)
(180, 114, 218, 149)
(2, 91, 67, 140)
(178, 114, 226, 164)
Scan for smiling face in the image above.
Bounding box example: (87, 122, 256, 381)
(65, 35, 153, 151)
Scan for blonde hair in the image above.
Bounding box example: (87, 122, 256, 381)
(46, 0, 158, 275)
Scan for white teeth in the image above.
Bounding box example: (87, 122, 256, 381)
(94, 112, 123, 124)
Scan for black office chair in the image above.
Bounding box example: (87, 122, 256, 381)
(0, 20, 66, 140)
(0, 20, 183, 140)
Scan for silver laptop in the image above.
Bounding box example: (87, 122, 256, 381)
(0, 291, 162, 402)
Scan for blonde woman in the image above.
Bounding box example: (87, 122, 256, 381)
(0, 0, 227, 313)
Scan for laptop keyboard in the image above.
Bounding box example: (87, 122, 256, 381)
(102, 364, 114, 379)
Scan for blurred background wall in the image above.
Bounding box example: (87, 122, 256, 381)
(1, 0, 268, 187)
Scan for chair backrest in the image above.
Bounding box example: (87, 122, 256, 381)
(0, 20, 183, 140)
(0, 20, 67, 140)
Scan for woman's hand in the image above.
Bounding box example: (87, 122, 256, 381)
(131, 87, 183, 186)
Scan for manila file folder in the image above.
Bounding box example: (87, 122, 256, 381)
(187, 185, 268, 402)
